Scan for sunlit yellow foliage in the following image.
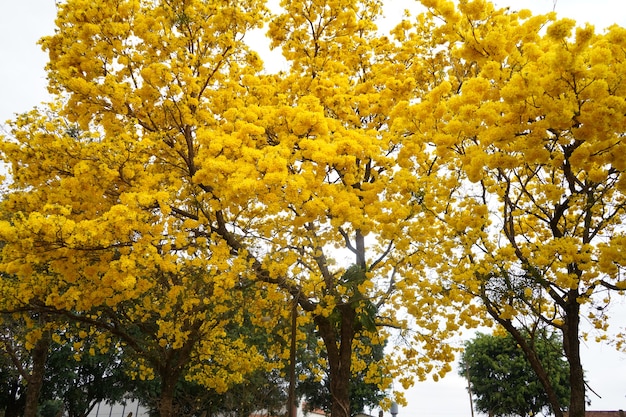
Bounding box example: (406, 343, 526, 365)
(8, 0, 623, 415)
(392, 0, 626, 409)
(0, 0, 275, 404)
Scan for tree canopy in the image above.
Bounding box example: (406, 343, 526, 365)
(459, 330, 570, 417)
(391, 1, 626, 416)
(0, 0, 480, 416)
(1, 1, 625, 417)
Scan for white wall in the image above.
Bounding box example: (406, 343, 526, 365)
(87, 399, 149, 417)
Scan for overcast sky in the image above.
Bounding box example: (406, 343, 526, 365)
(1, 1, 625, 416)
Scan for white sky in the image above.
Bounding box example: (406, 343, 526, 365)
(1, 1, 625, 416)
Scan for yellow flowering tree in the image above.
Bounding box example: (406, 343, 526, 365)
(394, 1, 626, 417)
(0, 1, 487, 417)
(0, 108, 272, 417)
(0, 0, 278, 414)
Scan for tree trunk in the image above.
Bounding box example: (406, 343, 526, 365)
(155, 327, 200, 417)
(563, 292, 585, 417)
(23, 330, 51, 417)
(288, 300, 298, 417)
(314, 304, 357, 417)
(159, 369, 180, 417)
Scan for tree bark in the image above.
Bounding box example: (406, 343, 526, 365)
(23, 330, 51, 417)
(288, 300, 298, 417)
(314, 304, 357, 417)
(563, 292, 585, 417)
(159, 369, 179, 417)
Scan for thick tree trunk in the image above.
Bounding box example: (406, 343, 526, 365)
(159, 370, 179, 417)
(563, 293, 585, 417)
(315, 304, 357, 417)
(155, 327, 200, 417)
(329, 367, 351, 417)
(23, 330, 51, 417)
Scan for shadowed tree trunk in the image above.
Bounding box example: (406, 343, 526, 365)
(158, 369, 179, 417)
(314, 304, 357, 417)
(563, 292, 585, 417)
(23, 330, 51, 417)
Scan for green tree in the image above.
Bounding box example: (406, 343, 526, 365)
(130, 309, 289, 417)
(133, 368, 287, 417)
(0, 312, 135, 417)
(40, 332, 132, 417)
(459, 331, 570, 417)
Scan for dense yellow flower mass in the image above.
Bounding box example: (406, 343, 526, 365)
(391, 1, 626, 416)
(1, 1, 625, 417)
